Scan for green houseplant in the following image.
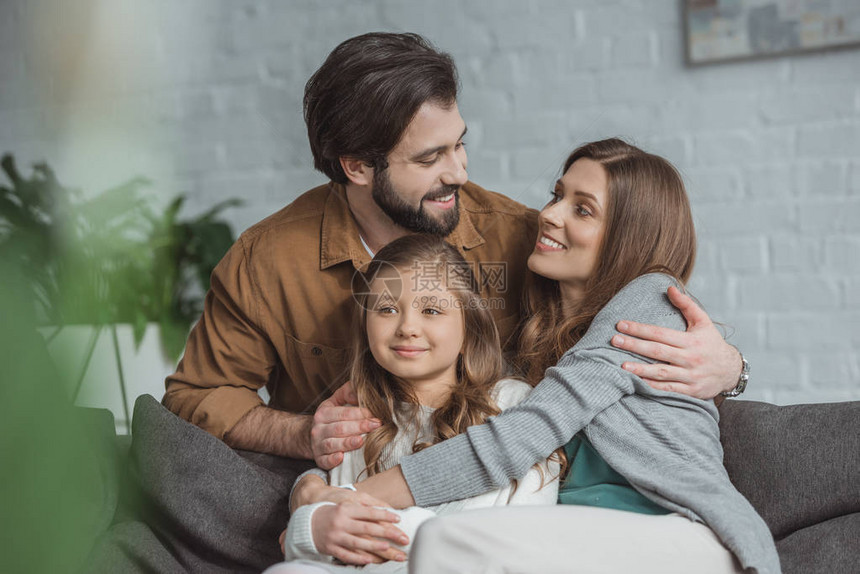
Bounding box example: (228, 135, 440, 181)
(0, 154, 240, 425)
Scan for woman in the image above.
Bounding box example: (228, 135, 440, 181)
(294, 139, 779, 573)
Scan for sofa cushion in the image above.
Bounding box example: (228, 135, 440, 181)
(775, 513, 859, 574)
(85, 394, 315, 574)
(719, 399, 860, 539)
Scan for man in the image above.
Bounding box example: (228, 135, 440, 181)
(163, 32, 744, 475)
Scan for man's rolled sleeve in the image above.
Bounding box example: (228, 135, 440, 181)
(163, 237, 277, 440)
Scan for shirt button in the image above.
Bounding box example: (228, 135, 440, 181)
(311, 346, 323, 356)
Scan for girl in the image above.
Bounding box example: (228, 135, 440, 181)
(295, 139, 780, 573)
(265, 234, 559, 574)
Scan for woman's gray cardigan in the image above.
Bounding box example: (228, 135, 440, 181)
(399, 273, 780, 574)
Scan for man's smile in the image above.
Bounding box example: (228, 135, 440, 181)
(424, 192, 457, 210)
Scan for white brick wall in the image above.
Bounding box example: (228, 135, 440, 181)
(3, 0, 859, 404)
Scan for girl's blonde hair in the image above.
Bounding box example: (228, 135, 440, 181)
(515, 138, 697, 384)
(350, 234, 504, 476)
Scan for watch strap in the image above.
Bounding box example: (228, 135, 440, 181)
(720, 352, 749, 397)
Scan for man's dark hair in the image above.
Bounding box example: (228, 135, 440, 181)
(304, 32, 459, 184)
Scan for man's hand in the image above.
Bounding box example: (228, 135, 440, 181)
(311, 503, 408, 565)
(312, 382, 381, 469)
(610, 286, 742, 399)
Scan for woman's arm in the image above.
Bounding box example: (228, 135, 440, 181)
(292, 465, 418, 509)
(484, 379, 561, 507)
(351, 274, 689, 508)
(290, 473, 396, 512)
(400, 346, 638, 506)
(295, 380, 563, 509)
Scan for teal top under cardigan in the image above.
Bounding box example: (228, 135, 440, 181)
(400, 273, 781, 574)
(559, 434, 669, 515)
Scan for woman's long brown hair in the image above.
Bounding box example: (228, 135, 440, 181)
(350, 234, 505, 477)
(515, 138, 697, 385)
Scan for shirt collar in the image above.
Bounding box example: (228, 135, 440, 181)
(320, 182, 486, 270)
(320, 183, 371, 270)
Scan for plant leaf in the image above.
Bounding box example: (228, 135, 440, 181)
(132, 309, 148, 349)
(159, 316, 189, 363)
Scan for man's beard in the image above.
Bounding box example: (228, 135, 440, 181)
(372, 168, 460, 236)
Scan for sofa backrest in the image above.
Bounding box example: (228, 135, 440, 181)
(719, 399, 859, 538)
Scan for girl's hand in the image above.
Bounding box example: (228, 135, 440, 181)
(611, 286, 742, 399)
(311, 502, 408, 565)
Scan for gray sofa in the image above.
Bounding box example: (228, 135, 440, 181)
(719, 399, 859, 573)
(79, 396, 858, 573)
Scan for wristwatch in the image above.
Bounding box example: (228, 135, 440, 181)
(720, 352, 750, 397)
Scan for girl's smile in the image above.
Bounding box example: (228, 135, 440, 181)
(391, 345, 430, 358)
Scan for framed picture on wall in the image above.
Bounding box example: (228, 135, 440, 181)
(684, 0, 860, 65)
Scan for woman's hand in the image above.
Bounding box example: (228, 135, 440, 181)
(311, 502, 408, 565)
(354, 464, 416, 509)
(291, 474, 392, 513)
(611, 286, 742, 399)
